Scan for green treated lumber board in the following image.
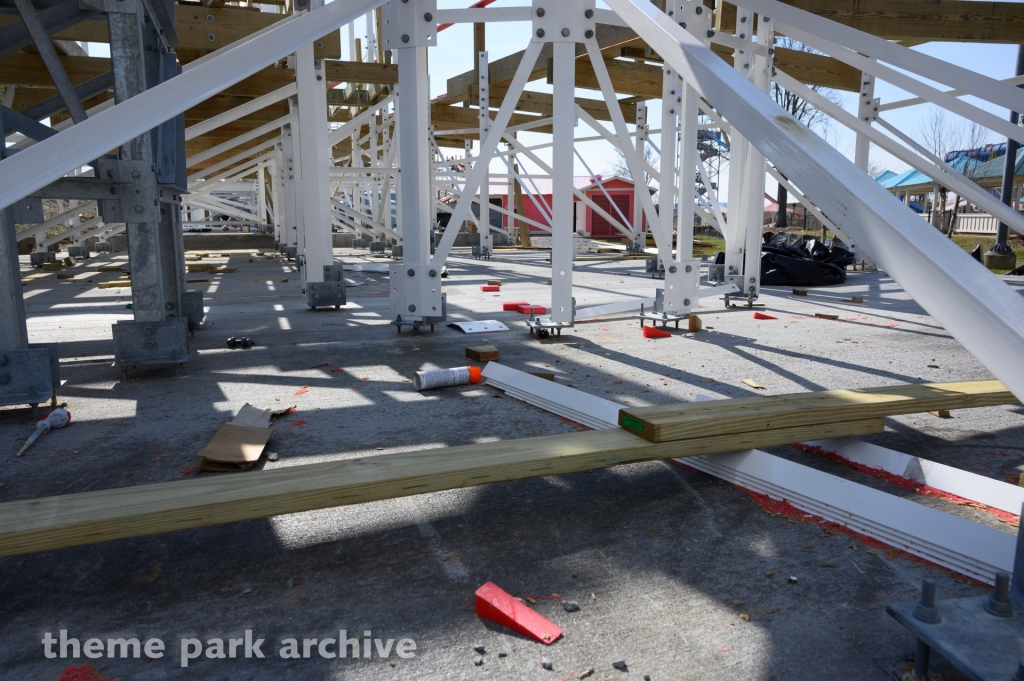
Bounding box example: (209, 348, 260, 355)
(0, 418, 884, 557)
(619, 380, 1016, 443)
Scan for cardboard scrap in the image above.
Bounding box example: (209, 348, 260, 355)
(197, 403, 294, 471)
(741, 379, 766, 390)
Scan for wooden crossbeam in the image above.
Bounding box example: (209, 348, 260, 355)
(0, 417, 883, 558)
(715, 0, 1024, 44)
(619, 380, 1018, 443)
(0, 53, 294, 99)
(325, 61, 398, 84)
(0, 6, 340, 57)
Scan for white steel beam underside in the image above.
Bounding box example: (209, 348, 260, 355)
(604, 0, 1024, 403)
(0, 0, 386, 210)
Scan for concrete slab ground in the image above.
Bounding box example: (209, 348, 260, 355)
(2, 246, 1023, 681)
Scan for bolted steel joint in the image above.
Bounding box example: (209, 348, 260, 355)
(684, 299, 691, 306)
(536, 28, 545, 37)
(669, 266, 678, 274)
(428, 269, 437, 277)
(584, 8, 593, 18)
(407, 268, 415, 276)
(561, 27, 570, 37)
(685, 265, 692, 273)
(424, 12, 432, 21)
(585, 29, 594, 38)
(401, 34, 410, 43)
(144, 339, 157, 350)
(143, 326, 155, 335)
(535, 7, 545, 16)
(408, 304, 416, 312)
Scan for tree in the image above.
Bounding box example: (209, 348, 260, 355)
(768, 38, 844, 232)
(921, 109, 990, 235)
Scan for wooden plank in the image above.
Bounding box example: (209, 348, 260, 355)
(715, 0, 1024, 44)
(0, 417, 883, 557)
(0, 54, 294, 100)
(619, 380, 1018, 442)
(325, 61, 398, 84)
(469, 84, 637, 123)
(0, 7, 340, 57)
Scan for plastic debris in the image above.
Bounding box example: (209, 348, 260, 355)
(16, 407, 71, 457)
(752, 312, 777, 320)
(642, 326, 671, 339)
(475, 582, 563, 645)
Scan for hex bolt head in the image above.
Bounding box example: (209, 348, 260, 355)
(584, 8, 593, 18)
(206, 13, 213, 20)
(561, 28, 570, 37)
(684, 298, 691, 306)
(165, 302, 174, 310)
(317, 41, 323, 48)
(749, 277, 756, 283)
(407, 268, 415, 276)
(707, 29, 715, 38)
(316, 75, 322, 81)
(585, 29, 594, 38)
(135, 205, 144, 213)
(207, 33, 215, 41)
(685, 265, 692, 273)
(144, 339, 157, 350)
(536, 7, 545, 16)
(131, 169, 141, 178)
(428, 269, 437, 277)
(695, 6, 703, 14)
(408, 304, 416, 312)
(401, 34, 410, 43)
(536, 28, 545, 37)
(143, 326, 155, 335)
(0, 373, 9, 385)
(669, 266, 678, 273)
(424, 12, 432, 20)
(914, 579, 941, 623)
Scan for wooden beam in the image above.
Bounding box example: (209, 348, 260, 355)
(0, 53, 295, 99)
(469, 84, 638, 123)
(325, 61, 398, 84)
(569, 57, 663, 98)
(0, 6, 341, 57)
(619, 380, 1018, 443)
(0, 417, 883, 557)
(430, 102, 552, 134)
(716, 0, 1024, 44)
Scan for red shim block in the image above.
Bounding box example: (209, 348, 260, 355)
(502, 301, 529, 311)
(480, 285, 501, 292)
(752, 312, 778, 320)
(517, 304, 546, 314)
(643, 326, 672, 338)
(475, 582, 563, 645)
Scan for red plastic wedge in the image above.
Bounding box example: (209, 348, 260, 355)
(642, 325, 672, 338)
(502, 301, 529, 311)
(517, 304, 546, 314)
(480, 285, 501, 292)
(475, 582, 563, 645)
(753, 312, 778, 320)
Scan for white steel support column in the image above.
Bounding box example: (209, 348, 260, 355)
(385, 0, 441, 324)
(656, 72, 676, 266)
(257, 163, 267, 230)
(295, 42, 333, 294)
(478, 50, 493, 253)
(633, 102, 647, 252)
(270, 148, 283, 243)
(281, 126, 299, 250)
(550, 41, 577, 324)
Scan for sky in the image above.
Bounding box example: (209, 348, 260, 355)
(82, 1, 1021, 203)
